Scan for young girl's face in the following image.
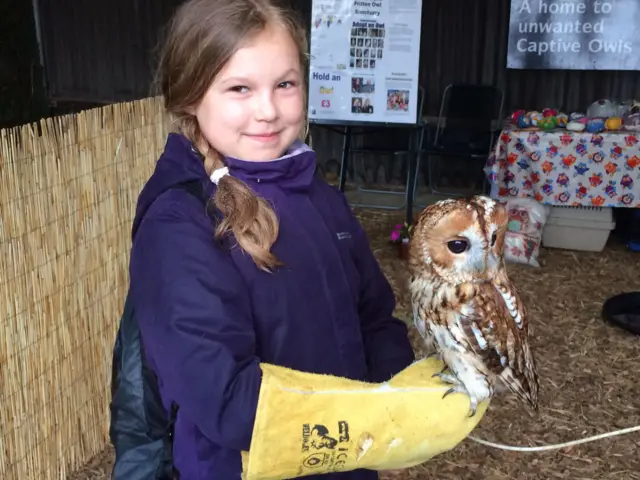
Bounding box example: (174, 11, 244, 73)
(195, 24, 305, 162)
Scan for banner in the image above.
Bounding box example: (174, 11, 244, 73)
(307, 0, 423, 125)
(507, 0, 640, 70)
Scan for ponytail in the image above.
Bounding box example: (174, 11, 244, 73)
(198, 138, 283, 272)
(211, 164, 282, 272)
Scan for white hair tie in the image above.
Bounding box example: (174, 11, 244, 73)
(210, 166, 229, 185)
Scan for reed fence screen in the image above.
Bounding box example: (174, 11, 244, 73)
(0, 97, 168, 479)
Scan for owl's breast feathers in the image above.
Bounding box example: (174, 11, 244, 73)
(412, 274, 539, 411)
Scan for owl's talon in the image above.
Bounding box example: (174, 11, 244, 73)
(442, 386, 457, 399)
(432, 372, 458, 384)
(441, 382, 468, 397)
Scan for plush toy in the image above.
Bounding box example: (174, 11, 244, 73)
(587, 99, 617, 118)
(542, 108, 558, 117)
(567, 121, 586, 132)
(586, 117, 606, 133)
(605, 116, 623, 130)
(511, 109, 526, 123)
(556, 112, 568, 127)
(538, 116, 558, 131)
(624, 113, 640, 131)
(528, 111, 543, 126)
(517, 114, 532, 129)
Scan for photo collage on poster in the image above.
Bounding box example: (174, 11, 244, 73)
(349, 25, 385, 116)
(350, 77, 375, 114)
(349, 25, 385, 70)
(386, 89, 410, 113)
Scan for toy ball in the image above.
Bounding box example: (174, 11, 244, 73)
(586, 117, 606, 133)
(543, 108, 558, 117)
(605, 116, 623, 130)
(517, 114, 532, 128)
(556, 112, 568, 127)
(567, 121, 586, 132)
(528, 111, 544, 126)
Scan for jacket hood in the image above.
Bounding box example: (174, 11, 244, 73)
(131, 133, 316, 239)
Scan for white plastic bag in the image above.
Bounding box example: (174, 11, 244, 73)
(499, 197, 550, 267)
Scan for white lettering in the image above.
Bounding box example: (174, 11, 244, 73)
(519, 0, 531, 13)
(589, 39, 633, 54)
(594, 1, 613, 14)
(538, 1, 587, 14)
(517, 20, 604, 34)
(517, 38, 528, 52)
(517, 38, 581, 55)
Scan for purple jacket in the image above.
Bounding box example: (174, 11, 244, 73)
(128, 133, 415, 479)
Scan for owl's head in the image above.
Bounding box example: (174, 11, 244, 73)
(409, 195, 508, 284)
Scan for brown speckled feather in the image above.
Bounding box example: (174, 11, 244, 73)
(459, 280, 539, 410)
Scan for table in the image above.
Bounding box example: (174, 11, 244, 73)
(485, 127, 640, 208)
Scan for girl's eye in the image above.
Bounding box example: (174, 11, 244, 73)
(278, 81, 295, 89)
(229, 86, 249, 93)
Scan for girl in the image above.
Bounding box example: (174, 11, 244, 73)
(124, 0, 483, 478)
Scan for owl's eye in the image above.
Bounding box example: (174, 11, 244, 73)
(490, 232, 497, 246)
(447, 239, 469, 254)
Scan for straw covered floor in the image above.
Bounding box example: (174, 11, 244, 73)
(68, 207, 640, 479)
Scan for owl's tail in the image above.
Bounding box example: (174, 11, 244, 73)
(499, 365, 539, 414)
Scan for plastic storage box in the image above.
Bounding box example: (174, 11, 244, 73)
(542, 205, 616, 252)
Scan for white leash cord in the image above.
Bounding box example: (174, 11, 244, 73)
(468, 424, 640, 452)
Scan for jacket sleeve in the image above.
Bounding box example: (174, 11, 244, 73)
(347, 207, 416, 383)
(129, 193, 261, 452)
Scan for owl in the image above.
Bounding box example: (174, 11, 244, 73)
(408, 195, 539, 417)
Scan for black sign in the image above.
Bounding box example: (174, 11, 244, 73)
(507, 0, 640, 70)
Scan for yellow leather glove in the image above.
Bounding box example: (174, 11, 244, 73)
(241, 357, 489, 479)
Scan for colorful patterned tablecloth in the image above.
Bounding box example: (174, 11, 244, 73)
(485, 127, 640, 208)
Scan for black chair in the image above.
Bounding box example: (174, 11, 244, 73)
(413, 84, 504, 203)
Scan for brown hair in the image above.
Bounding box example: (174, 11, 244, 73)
(155, 0, 309, 271)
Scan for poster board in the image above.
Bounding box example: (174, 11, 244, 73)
(507, 0, 640, 70)
(307, 0, 423, 125)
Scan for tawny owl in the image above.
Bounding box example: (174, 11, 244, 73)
(408, 195, 539, 417)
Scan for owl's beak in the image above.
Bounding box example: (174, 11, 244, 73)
(471, 259, 490, 282)
(473, 259, 487, 273)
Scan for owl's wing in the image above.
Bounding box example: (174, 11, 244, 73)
(458, 280, 539, 410)
(412, 297, 436, 354)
